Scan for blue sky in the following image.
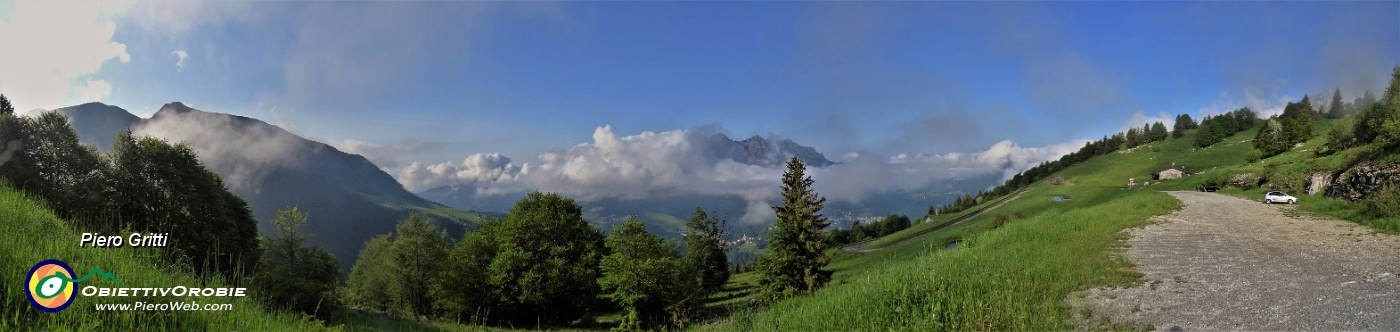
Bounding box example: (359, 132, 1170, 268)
(2, 1, 1397, 187)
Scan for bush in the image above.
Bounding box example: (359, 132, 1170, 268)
(1367, 183, 1400, 218)
(1267, 171, 1307, 193)
(1245, 150, 1263, 163)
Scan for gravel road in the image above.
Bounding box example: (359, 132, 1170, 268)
(1073, 191, 1400, 330)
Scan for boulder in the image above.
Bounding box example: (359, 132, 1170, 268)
(1306, 172, 1334, 195)
(1325, 163, 1400, 202)
(1229, 173, 1256, 188)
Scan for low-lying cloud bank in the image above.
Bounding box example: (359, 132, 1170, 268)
(398, 125, 1086, 224)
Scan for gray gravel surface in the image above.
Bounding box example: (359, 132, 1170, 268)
(1072, 191, 1400, 331)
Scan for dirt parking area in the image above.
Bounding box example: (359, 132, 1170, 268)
(1072, 191, 1400, 330)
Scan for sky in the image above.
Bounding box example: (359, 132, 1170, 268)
(1, 1, 1397, 199)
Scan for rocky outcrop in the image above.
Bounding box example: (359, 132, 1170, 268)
(1325, 163, 1400, 202)
(1229, 173, 1256, 188)
(1306, 172, 1335, 195)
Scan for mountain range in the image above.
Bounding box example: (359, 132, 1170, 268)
(50, 101, 993, 265)
(417, 133, 994, 240)
(50, 102, 489, 272)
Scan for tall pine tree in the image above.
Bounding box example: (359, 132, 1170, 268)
(1330, 88, 1345, 119)
(0, 94, 13, 116)
(758, 157, 831, 301)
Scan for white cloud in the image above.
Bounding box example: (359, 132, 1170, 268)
(72, 79, 114, 102)
(332, 139, 442, 169)
(1120, 110, 1175, 133)
(133, 103, 306, 193)
(398, 153, 523, 191)
(0, 0, 132, 111)
(172, 50, 188, 70)
(120, 1, 264, 40)
(1198, 84, 1293, 119)
(398, 125, 1087, 224)
(878, 138, 1089, 189)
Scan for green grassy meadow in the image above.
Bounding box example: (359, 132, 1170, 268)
(0, 185, 331, 331)
(6, 114, 1389, 331)
(703, 117, 1394, 330)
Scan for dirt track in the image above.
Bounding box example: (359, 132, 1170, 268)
(1074, 191, 1400, 330)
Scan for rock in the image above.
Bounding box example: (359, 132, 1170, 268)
(1229, 173, 1256, 188)
(1049, 177, 1067, 185)
(1306, 172, 1334, 195)
(1325, 163, 1400, 202)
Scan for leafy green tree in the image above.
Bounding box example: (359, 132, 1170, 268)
(1, 112, 108, 223)
(1280, 101, 1314, 144)
(683, 207, 730, 293)
(346, 234, 393, 311)
(1173, 114, 1198, 138)
(599, 218, 697, 330)
(432, 222, 498, 322)
(1194, 117, 1225, 147)
(1124, 127, 1142, 148)
(1253, 119, 1289, 158)
(1325, 116, 1359, 154)
(387, 213, 449, 317)
(757, 157, 831, 301)
(1150, 122, 1169, 141)
(109, 131, 258, 276)
(345, 214, 449, 317)
(488, 192, 605, 325)
(1355, 66, 1400, 146)
(249, 207, 342, 318)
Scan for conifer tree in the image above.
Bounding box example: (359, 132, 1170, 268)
(0, 94, 13, 116)
(1330, 88, 1345, 119)
(757, 157, 831, 301)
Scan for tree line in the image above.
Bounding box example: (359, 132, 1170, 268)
(1323, 67, 1398, 155)
(1194, 107, 1258, 148)
(946, 108, 1253, 214)
(0, 97, 258, 277)
(341, 192, 734, 329)
(0, 95, 341, 318)
(0, 95, 843, 329)
(827, 214, 911, 246)
(1252, 97, 1315, 159)
(340, 157, 835, 329)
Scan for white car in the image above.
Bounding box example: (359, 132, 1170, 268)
(1264, 191, 1297, 204)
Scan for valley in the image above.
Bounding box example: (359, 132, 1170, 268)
(1, 2, 1395, 330)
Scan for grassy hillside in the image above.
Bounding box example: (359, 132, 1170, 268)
(0, 184, 330, 330)
(702, 118, 1390, 330)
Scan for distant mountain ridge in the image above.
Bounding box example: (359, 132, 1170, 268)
(704, 133, 837, 168)
(50, 102, 488, 273)
(418, 131, 996, 243)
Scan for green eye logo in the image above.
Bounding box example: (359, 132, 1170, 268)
(26, 260, 75, 312)
(24, 260, 121, 313)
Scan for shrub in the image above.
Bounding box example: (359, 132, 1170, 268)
(1367, 183, 1400, 218)
(1245, 150, 1263, 163)
(1268, 171, 1307, 193)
